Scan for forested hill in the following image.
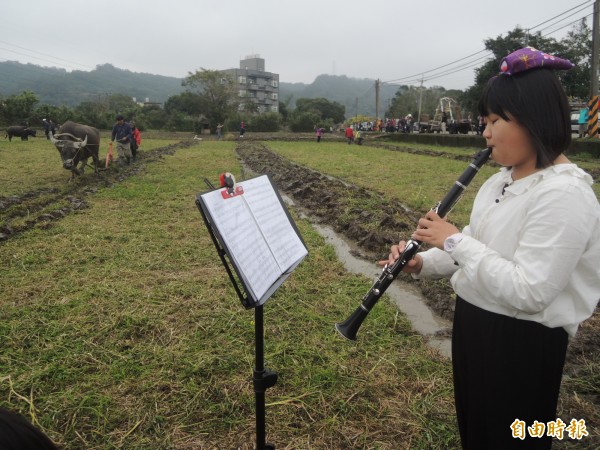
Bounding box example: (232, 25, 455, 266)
(0, 61, 399, 116)
(280, 74, 398, 118)
(0, 61, 184, 106)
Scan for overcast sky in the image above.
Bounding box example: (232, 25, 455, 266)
(1, 0, 593, 90)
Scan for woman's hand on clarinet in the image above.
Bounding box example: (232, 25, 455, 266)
(378, 240, 424, 274)
(412, 210, 459, 249)
(378, 211, 458, 272)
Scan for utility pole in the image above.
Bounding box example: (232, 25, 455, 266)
(591, 0, 600, 98)
(588, 0, 600, 137)
(417, 75, 424, 133)
(375, 79, 380, 120)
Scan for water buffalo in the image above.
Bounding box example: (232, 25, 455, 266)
(50, 121, 100, 180)
(6, 126, 37, 141)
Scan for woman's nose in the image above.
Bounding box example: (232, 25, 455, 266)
(482, 124, 491, 139)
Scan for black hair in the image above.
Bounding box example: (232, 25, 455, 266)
(477, 68, 571, 168)
(0, 407, 60, 450)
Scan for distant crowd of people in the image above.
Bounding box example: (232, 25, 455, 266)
(347, 113, 494, 135)
(351, 116, 416, 133)
(311, 111, 490, 145)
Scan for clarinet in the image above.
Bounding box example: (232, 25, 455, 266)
(335, 147, 492, 341)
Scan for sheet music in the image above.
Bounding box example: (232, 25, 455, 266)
(200, 175, 307, 304)
(241, 176, 308, 272)
(201, 189, 281, 302)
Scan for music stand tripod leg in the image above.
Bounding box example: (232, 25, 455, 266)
(253, 304, 277, 450)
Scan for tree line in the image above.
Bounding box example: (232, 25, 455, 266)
(0, 71, 345, 134)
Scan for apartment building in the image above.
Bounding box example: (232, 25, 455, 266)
(223, 55, 279, 113)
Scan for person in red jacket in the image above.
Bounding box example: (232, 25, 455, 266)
(130, 123, 142, 161)
(345, 125, 354, 144)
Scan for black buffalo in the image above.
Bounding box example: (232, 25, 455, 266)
(6, 126, 37, 141)
(50, 121, 100, 180)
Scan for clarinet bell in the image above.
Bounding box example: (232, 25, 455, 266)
(335, 307, 368, 341)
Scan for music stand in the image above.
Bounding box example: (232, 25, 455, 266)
(196, 175, 308, 450)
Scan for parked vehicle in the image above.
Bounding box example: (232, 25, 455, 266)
(417, 113, 432, 133)
(570, 102, 599, 135)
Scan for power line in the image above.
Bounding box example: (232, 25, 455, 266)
(537, 4, 592, 33)
(383, 52, 493, 86)
(542, 11, 594, 35)
(0, 39, 93, 71)
(422, 56, 494, 83)
(380, 2, 593, 88)
(528, 0, 591, 30)
(0, 47, 79, 70)
(382, 49, 490, 84)
(384, 54, 494, 86)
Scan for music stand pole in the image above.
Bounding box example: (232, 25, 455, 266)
(197, 199, 278, 448)
(198, 175, 308, 449)
(253, 304, 277, 450)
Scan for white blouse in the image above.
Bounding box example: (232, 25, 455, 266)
(416, 164, 600, 337)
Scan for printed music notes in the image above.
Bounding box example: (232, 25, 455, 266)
(197, 175, 308, 307)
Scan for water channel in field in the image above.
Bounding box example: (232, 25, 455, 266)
(278, 190, 453, 358)
(311, 222, 452, 358)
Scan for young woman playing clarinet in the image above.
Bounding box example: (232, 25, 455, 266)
(384, 47, 600, 449)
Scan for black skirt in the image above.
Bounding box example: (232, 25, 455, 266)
(452, 296, 568, 450)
